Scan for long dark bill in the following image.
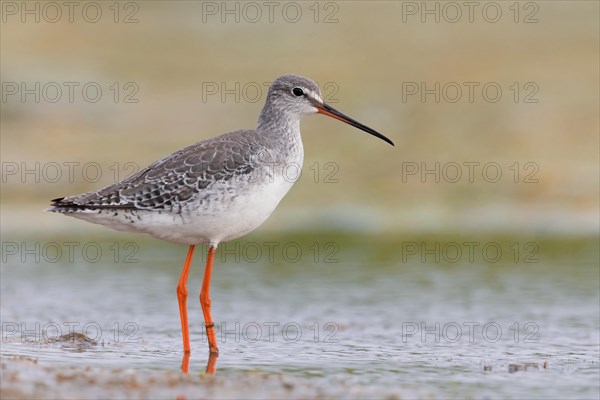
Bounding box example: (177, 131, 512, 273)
(314, 102, 394, 146)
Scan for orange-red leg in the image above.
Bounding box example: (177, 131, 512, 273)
(200, 246, 219, 359)
(177, 245, 195, 373)
(181, 352, 190, 375)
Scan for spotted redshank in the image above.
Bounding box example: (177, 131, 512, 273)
(48, 74, 394, 373)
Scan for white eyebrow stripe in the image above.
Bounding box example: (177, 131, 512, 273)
(306, 89, 323, 103)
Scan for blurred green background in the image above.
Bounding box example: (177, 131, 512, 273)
(1, 1, 598, 236)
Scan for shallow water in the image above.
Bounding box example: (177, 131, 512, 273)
(1, 233, 598, 398)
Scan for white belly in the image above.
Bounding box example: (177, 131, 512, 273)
(157, 173, 297, 244)
(65, 172, 297, 246)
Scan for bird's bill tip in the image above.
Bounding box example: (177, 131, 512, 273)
(315, 103, 394, 146)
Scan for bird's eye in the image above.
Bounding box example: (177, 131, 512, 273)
(292, 87, 304, 97)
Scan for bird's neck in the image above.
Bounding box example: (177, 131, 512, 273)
(256, 104, 302, 145)
(256, 103, 304, 164)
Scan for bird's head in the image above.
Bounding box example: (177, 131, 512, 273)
(263, 74, 394, 146)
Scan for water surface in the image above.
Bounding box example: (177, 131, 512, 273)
(1, 233, 598, 398)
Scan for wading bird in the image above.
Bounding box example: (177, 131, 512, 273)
(48, 74, 394, 374)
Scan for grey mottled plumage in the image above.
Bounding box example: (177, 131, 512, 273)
(48, 74, 393, 245)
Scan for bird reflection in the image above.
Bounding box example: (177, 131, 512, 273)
(180, 352, 218, 374)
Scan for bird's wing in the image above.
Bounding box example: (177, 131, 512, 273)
(51, 131, 269, 212)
